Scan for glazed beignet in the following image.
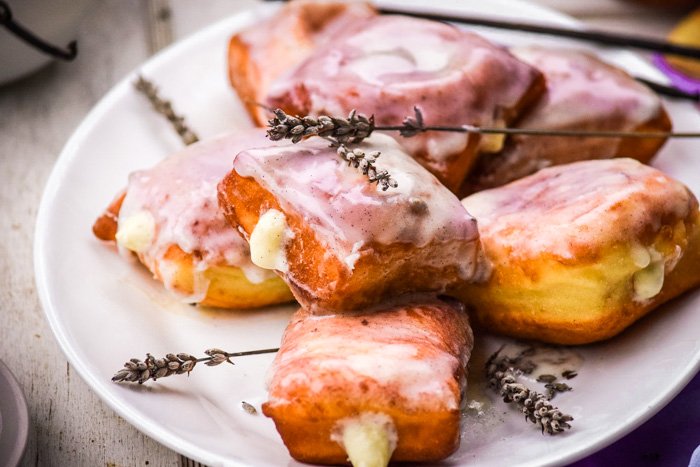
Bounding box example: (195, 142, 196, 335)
(93, 130, 293, 308)
(218, 134, 484, 312)
(465, 47, 671, 193)
(456, 158, 700, 345)
(261, 15, 544, 192)
(263, 298, 473, 465)
(228, 0, 376, 125)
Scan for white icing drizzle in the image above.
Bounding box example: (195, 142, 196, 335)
(467, 46, 668, 192)
(237, 1, 376, 106)
(233, 133, 480, 271)
(463, 158, 695, 261)
(266, 15, 541, 168)
(117, 130, 278, 298)
(512, 47, 661, 132)
(266, 302, 473, 411)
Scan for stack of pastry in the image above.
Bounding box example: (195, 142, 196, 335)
(218, 133, 483, 464)
(220, 2, 700, 463)
(230, 1, 545, 191)
(94, 1, 700, 465)
(95, 127, 486, 462)
(229, 3, 672, 196)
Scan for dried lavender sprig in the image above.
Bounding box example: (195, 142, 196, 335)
(268, 106, 700, 142)
(112, 347, 278, 384)
(134, 75, 199, 146)
(486, 348, 573, 435)
(265, 108, 396, 190)
(267, 108, 374, 144)
(336, 145, 398, 191)
(382, 106, 700, 139)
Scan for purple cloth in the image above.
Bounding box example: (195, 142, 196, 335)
(653, 55, 700, 95)
(569, 371, 700, 467)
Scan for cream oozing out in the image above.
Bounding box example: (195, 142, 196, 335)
(331, 412, 397, 467)
(233, 134, 480, 271)
(463, 158, 695, 262)
(266, 303, 473, 411)
(117, 130, 278, 299)
(266, 15, 541, 168)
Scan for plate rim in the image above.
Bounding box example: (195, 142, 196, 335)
(33, 1, 699, 466)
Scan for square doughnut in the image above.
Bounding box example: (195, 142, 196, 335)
(464, 47, 672, 194)
(218, 133, 485, 312)
(227, 0, 377, 125)
(455, 158, 700, 344)
(249, 14, 545, 192)
(263, 298, 473, 465)
(93, 130, 293, 308)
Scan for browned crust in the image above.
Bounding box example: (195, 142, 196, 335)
(150, 245, 294, 309)
(264, 63, 546, 195)
(218, 169, 475, 311)
(92, 190, 293, 309)
(227, 1, 377, 126)
(455, 211, 700, 345)
(440, 68, 546, 192)
(228, 35, 265, 125)
(263, 404, 459, 464)
(262, 301, 470, 464)
(616, 105, 672, 163)
(92, 191, 125, 241)
(462, 92, 673, 196)
(228, 3, 545, 193)
(469, 235, 700, 345)
(502, 68, 548, 129)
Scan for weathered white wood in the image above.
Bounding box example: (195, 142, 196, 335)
(0, 0, 687, 465)
(0, 1, 179, 465)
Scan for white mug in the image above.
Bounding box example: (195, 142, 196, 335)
(0, 0, 92, 85)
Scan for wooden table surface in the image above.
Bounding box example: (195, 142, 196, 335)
(0, 1, 691, 465)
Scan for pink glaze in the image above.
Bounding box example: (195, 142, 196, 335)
(266, 15, 541, 172)
(463, 158, 695, 261)
(513, 47, 661, 132)
(466, 47, 668, 192)
(236, 1, 376, 112)
(266, 300, 473, 411)
(233, 134, 480, 271)
(118, 130, 279, 296)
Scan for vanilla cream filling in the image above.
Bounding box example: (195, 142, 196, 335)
(249, 209, 290, 272)
(632, 246, 665, 301)
(115, 211, 155, 253)
(331, 413, 397, 467)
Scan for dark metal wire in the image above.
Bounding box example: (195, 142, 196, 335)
(636, 77, 700, 103)
(377, 6, 700, 60)
(0, 1, 77, 61)
(262, 0, 700, 103)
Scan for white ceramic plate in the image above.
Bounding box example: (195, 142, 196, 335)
(34, 1, 700, 466)
(0, 359, 29, 467)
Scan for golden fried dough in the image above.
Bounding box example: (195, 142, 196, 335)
(263, 298, 473, 465)
(456, 158, 700, 344)
(218, 134, 486, 312)
(93, 130, 293, 308)
(260, 15, 544, 192)
(228, 0, 376, 125)
(465, 47, 671, 194)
